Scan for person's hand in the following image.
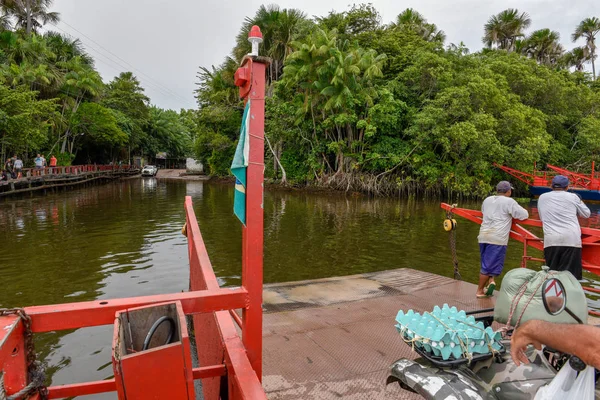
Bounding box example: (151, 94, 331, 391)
(511, 320, 543, 366)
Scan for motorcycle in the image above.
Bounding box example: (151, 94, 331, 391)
(386, 277, 599, 399)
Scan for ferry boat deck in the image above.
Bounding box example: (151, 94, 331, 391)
(260, 268, 495, 399)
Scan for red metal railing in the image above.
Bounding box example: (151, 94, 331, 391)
(20, 164, 135, 178)
(495, 162, 600, 191)
(0, 197, 267, 399)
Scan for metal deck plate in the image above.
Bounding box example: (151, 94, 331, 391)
(263, 268, 493, 399)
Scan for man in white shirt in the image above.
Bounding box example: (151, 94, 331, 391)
(477, 181, 529, 297)
(538, 175, 590, 279)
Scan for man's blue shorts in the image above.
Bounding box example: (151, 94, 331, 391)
(479, 243, 507, 277)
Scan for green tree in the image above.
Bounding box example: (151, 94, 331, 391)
(572, 17, 600, 79)
(71, 102, 127, 154)
(562, 47, 588, 71)
(2, 0, 60, 35)
(43, 31, 93, 66)
(483, 9, 531, 51)
(102, 72, 150, 160)
(523, 29, 563, 66)
(282, 28, 386, 174)
(55, 56, 104, 153)
(195, 4, 600, 196)
(0, 84, 56, 159)
(145, 106, 192, 159)
(391, 8, 446, 43)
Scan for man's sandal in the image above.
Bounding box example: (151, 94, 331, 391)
(485, 282, 496, 296)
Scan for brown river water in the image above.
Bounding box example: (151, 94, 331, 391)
(0, 178, 599, 395)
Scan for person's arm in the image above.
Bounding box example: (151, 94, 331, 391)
(511, 320, 600, 369)
(510, 201, 529, 221)
(575, 196, 591, 218)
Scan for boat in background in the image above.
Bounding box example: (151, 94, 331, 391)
(495, 162, 600, 201)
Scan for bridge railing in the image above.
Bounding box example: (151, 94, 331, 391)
(21, 164, 135, 178)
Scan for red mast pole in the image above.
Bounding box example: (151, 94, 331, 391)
(235, 25, 267, 381)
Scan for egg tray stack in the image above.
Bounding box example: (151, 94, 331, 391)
(395, 304, 504, 367)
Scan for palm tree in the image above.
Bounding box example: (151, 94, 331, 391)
(233, 5, 307, 83)
(562, 47, 588, 71)
(283, 28, 386, 174)
(3, 0, 60, 34)
(523, 29, 564, 65)
(391, 8, 446, 43)
(195, 57, 239, 107)
(572, 17, 600, 79)
(483, 9, 531, 51)
(0, 8, 12, 30)
(44, 31, 93, 66)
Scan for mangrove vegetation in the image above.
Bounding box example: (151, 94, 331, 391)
(195, 5, 600, 197)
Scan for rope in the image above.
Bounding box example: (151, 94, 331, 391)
(428, 312, 473, 363)
(5, 366, 46, 400)
(499, 272, 553, 336)
(400, 311, 501, 364)
(1, 373, 6, 400)
(446, 205, 462, 280)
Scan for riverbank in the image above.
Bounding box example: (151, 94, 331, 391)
(182, 171, 529, 200)
(155, 169, 211, 181)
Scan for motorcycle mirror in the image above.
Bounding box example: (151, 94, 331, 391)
(541, 278, 567, 316)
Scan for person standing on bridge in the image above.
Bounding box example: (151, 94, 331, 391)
(538, 175, 590, 279)
(34, 154, 43, 169)
(13, 155, 23, 179)
(4, 157, 14, 179)
(477, 181, 529, 298)
(50, 154, 57, 173)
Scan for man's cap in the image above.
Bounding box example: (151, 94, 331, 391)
(496, 181, 513, 192)
(552, 175, 569, 189)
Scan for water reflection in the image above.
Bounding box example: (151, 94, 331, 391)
(1, 181, 600, 392)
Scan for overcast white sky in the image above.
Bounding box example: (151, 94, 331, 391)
(50, 0, 597, 111)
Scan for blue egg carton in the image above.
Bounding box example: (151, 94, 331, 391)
(395, 304, 504, 366)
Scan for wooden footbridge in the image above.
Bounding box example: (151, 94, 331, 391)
(0, 165, 140, 198)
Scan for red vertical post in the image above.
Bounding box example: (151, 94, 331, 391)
(234, 25, 267, 382)
(242, 59, 265, 380)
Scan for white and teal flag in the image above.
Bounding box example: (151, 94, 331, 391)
(231, 101, 251, 225)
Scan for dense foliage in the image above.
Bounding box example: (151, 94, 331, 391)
(0, 1, 193, 166)
(195, 4, 600, 197)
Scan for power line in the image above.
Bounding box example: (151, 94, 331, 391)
(48, 23, 189, 106)
(52, 20, 190, 104)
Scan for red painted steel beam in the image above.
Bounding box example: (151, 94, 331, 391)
(546, 164, 599, 190)
(493, 163, 537, 185)
(47, 379, 116, 399)
(192, 365, 227, 379)
(0, 316, 27, 395)
(238, 55, 267, 381)
(583, 286, 600, 294)
(216, 311, 267, 399)
(229, 309, 243, 328)
(24, 288, 248, 333)
(185, 196, 221, 291)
